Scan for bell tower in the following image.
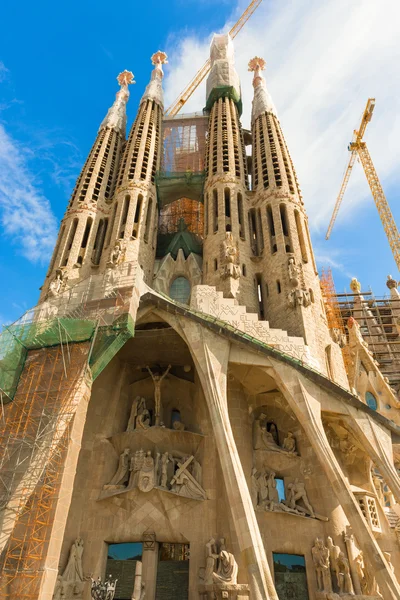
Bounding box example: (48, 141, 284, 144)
(107, 51, 167, 285)
(41, 70, 134, 298)
(249, 56, 346, 376)
(202, 35, 257, 311)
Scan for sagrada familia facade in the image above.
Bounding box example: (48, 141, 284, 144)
(1, 32, 400, 600)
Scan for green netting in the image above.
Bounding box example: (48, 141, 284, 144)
(89, 314, 134, 380)
(205, 85, 243, 115)
(156, 171, 205, 207)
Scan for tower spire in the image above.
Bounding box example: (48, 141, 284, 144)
(248, 57, 277, 121)
(99, 70, 135, 136)
(140, 51, 168, 108)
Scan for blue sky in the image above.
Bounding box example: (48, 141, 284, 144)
(0, 0, 399, 325)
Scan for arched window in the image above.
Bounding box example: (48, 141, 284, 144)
(365, 392, 378, 411)
(169, 277, 191, 304)
(171, 409, 181, 428)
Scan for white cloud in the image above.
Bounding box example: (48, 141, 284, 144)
(0, 123, 58, 263)
(0, 61, 9, 82)
(163, 0, 400, 233)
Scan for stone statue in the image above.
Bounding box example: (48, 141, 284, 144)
(213, 549, 238, 585)
(282, 431, 297, 453)
(312, 537, 332, 593)
(128, 449, 145, 489)
(172, 420, 185, 431)
(109, 241, 124, 266)
(204, 538, 219, 585)
(350, 277, 361, 294)
(160, 452, 170, 489)
(127, 397, 146, 431)
(106, 448, 130, 488)
(285, 479, 315, 517)
(253, 414, 282, 452)
(146, 364, 171, 426)
(288, 256, 300, 287)
(136, 408, 150, 430)
(137, 450, 155, 492)
(251, 468, 260, 506)
(326, 536, 341, 588)
(337, 551, 354, 595)
(53, 537, 85, 599)
(49, 269, 67, 297)
(220, 232, 240, 280)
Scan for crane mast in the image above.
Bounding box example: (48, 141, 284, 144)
(326, 98, 400, 270)
(164, 0, 262, 117)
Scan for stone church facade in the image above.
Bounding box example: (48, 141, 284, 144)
(1, 33, 400, 600)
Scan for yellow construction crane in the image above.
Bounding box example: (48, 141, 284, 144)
(326, 98, 400, 270)
(164, 0, 262, 117)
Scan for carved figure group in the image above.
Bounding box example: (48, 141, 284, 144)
(53, 538, 85, 599)
(203, 538, 238, 586)
(127, 397, 150, 431)
(252, 470, 324, 520)
(90, 575, 118, 600)
(312, 536, 355, 596)
(104, 449, 205, 501)
(253, 414, 297, 455)
(109, 241, 125, 266)
(49, 269, 68, 297)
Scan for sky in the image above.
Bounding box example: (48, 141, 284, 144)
(0, 0, 399, 325)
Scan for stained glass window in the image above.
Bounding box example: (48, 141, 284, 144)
(366, 391, 378, 410)
(169, 277, 191, 304)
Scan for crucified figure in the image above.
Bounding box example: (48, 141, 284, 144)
(146, 364, 171, 425)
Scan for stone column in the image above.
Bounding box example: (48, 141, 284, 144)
(181, 322, 279, 600)
(343, 406, 400, 504)
(270, 360, 400, 600)
(141, 541, 158, 600)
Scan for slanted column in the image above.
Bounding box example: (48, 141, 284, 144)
(270, 360, 400, 600)
(343, 407, 400, 504)
(181, 322, 278, 600)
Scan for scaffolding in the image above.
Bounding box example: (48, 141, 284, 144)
(0, 263, 137, 599)
(320, 268, 352, 375)
(335, 287, 400, 392)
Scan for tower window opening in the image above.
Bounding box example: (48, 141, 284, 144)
(277, 280, 281, 294)
(119, 195, 130, 239)
(144, 197, 153, 243)
(106, 202, 118, 248)
(279, 204, 292, 253)
(265, 282, 269, 297)
(61, 218, 78, 266)
(242, 264, 246, 277)
(214, 258, 218, 271)
(258, 116, 269, 189)
(249, 209, 257, 256)
(257, 208, 264, 253)
(80, 217, 92, 249)
(256, 274, 265, 320)
(309, 288, 314, 303)
(213, 189, 218, 233)
(92, 218, 108, 266)
(266, 205, 277, 254)
(132, 194, 143, 239)
(224, 188, 231, 218)
(205, 193, 209, 236)
(48, 224, 65, 274)
(294, 210, 308, 263)
(237, 193, 245, 240)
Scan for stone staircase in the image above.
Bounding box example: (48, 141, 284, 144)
(190, 285, 314, 366)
